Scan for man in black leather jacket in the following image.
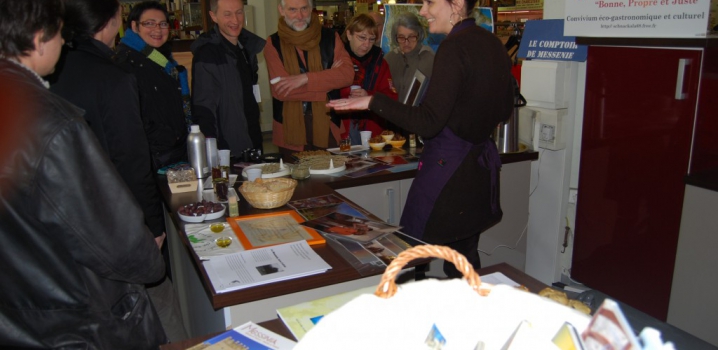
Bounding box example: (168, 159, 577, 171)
(0, 0, 167, 348)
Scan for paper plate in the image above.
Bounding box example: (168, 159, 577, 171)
(310, 164, 346, 174)
(241, 163, 290, 179)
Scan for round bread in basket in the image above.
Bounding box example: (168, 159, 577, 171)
(238, 177, 297, 209)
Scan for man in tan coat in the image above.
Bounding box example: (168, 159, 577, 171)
(264, 0, 354, 158)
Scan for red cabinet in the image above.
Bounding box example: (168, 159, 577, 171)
(690, 45, 718, 174)
(573, 46, 701, 321)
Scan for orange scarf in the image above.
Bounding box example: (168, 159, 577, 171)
(277, 13, 330, 148)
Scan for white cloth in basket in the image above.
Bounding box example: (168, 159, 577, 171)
(295, 280, 590, 350)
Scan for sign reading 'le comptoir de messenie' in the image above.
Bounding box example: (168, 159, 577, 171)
(564, 0, 713, 38)
(517, 19, 588, 62)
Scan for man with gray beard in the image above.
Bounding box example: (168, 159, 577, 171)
(264, 0, 353, 159)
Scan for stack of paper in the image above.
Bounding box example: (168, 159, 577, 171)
(204, 240, 332, 294)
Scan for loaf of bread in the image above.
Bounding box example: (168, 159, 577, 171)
(538, 287, 592, 315)
(568, 299, 592, 315)
(539, 287, 569, 305)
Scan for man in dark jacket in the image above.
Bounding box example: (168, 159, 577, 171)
(191, 0, 266, 155)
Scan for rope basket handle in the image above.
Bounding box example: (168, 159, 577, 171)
(374, 244, 484, 299)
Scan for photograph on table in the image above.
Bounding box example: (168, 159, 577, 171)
(287, 194, 369, 220)
(327, 157, 385, 178)
(301, 212, 400, 243)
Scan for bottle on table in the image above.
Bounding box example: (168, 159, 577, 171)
(187, 125, 209, 179)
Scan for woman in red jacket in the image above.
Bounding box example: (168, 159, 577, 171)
(339, 14, 398, 145)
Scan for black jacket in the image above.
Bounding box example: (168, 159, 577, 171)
(191, 27, 265, 155)
(0, 60, 166, 349)
(370, 22, 513, 243)
(114, 44, 188, 171)
(49, 38, 165, 237)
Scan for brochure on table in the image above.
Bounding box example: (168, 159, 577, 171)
(187, 321, 296, 350)
(301, 212, 399, 243)
(204, 240, 332, 294)
(287, 194, 370, 221)
(185, 222, 244, 260)
(323, 232, 413, 277)
(287, 194, 412, 276)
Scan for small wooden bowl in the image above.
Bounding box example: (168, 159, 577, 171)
(388, 139, 406, 149)
(380, 134, 394, 142)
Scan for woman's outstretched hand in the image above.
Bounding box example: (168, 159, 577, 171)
(327, 96, 372, 111)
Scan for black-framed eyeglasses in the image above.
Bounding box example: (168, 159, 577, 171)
(396, 35, 418, 44)
(140, 21, 170, 29)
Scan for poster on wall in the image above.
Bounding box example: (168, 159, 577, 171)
(517, 20, 587, 61)
(381, 5, 494, 54)
(564, 0, 712, 38)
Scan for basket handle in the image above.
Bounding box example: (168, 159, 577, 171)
(374, 244, 483, 298)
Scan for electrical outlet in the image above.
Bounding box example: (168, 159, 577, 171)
(536, 108, 567, 150)
(568, 189, 578, 204)
(539, 123, 555, 142)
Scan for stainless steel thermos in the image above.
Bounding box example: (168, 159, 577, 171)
(187, 125, 209, 179)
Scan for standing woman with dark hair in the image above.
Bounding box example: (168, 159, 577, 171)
(49, 0, 188, 342)
(339, 13, 398, 144)
(115, 0, 189, 171)
(329, 0, 514, 278)
(0, 0, 167, 348)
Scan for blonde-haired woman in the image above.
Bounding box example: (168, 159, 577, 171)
(339, 13, 398, 144)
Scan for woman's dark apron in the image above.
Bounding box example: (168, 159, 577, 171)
(399, 127, 501, 239)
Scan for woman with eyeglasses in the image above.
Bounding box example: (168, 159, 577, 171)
(337, 13, 398, 144)
(114, 1, 189, 171)
(384, 11, 435, 103)
(328, 0, 513, 278)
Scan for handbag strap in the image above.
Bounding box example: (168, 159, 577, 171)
(375, 245, 486, 298)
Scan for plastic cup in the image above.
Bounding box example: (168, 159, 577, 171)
(246, 168, 262, 182)
(360, 131, 372, 148)
(218, 149, 230, 167)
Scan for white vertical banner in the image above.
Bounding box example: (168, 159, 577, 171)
(564, 0, 712, 38)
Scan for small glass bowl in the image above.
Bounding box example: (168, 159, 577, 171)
(209, 222, 225, 233)
(291, 165, 311, 180)
(215, 236, 233, 248)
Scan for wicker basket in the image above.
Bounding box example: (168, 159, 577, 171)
(238, 177, 297, 209)
(374, 244, 488, 298)
(295, 244, 592, 350)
